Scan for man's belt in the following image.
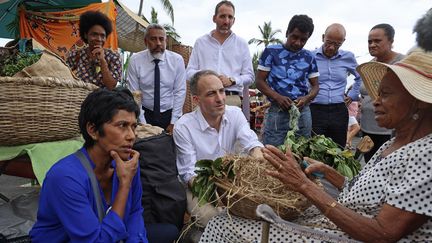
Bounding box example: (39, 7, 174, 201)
(225, 90, 240, 96)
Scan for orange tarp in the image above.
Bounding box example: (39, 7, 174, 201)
(19, 1, 118, 59)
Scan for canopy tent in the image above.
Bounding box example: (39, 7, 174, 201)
(0, 0, 100, 39)
(0, 0, 156, 52)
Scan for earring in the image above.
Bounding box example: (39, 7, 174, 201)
(412, 113, 419, 120)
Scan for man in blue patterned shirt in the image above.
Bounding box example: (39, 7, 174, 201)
(310, 23, 362, 148)
(256, 14, 319, 146)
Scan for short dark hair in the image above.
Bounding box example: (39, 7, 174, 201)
(79, 87, 140, 148)
(371, 23, 395, 42)
(214, 1, 235, 16)
(286, 14, 314, 37)
(79, 11, 113, 44)
(144, 23, 166, 39)
(190, 70, 219, 95)
(414, 8, 432, 51)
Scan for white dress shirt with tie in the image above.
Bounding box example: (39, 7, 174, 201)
(127, 50, 186, 124)
(173, 106, 263, 184)
(186, 31, 254, 94)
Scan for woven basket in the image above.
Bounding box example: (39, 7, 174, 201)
(215, 178, 314, 221)
(0, 76, 98, 146)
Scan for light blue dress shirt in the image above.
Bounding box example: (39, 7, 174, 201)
(312, 46, 362, 104)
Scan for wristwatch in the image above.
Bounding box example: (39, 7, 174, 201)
(229, 77, 236, 86)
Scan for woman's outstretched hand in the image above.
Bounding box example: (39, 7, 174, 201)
(262, 145, 310, 192)
(110, 150, 139, 188)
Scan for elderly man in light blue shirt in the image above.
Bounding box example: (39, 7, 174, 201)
(311, 23, 362, 148)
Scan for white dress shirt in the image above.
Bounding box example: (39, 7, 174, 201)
(127, 50, 186, 124)
(186, 31, 254, 93)
(173, 106, 263, 184)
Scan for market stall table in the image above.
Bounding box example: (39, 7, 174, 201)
(0, 138, 84, 184)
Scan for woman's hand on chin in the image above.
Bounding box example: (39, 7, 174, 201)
(110, 150, 139, 188)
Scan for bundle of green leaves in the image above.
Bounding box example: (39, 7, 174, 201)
(280, 106, 361, 179)
(191, 157, 235, 206)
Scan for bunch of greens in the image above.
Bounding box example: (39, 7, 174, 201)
(191, 158, 235, 206)
(0, 53, 41, 77)
(281, 106, 361, 179)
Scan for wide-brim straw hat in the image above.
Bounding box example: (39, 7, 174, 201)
(357, 47, 432, 104)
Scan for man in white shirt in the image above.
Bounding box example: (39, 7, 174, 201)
(186, 0, 254, 109)
(127, 23, 186, 134)
(173, 70, 263, 227)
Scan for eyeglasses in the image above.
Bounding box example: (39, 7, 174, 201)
(324, 39, 343, 48)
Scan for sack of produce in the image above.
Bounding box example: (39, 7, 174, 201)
(13, 49, 78, 80)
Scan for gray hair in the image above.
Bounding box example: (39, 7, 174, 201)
(190, 70, 219, 95)
(144, 23, 166, 39)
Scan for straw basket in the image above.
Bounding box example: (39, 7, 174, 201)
(0, 76, 98, 146)
(215, 178, 314, 221)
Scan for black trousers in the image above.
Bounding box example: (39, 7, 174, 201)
(310, 103, 348, 148)
(143, 107, 172, 130)
(361, 132, 391, 163)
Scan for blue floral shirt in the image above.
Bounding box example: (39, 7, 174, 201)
(258, 44, 319, 100)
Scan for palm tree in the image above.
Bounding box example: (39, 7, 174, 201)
(250, 51, 262, 88)
(138, 0, 174, 24)
(248, 21, 283, 48)
(252, 51, 261, 74)
(147, 7, 180, 40)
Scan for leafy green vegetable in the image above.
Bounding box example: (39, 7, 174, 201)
(191, 157, 236, 206)
(0, 53, 42, 77)
(279, 106, 361, 179)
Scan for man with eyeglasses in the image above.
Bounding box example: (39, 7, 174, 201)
(310, 23, 362, 148)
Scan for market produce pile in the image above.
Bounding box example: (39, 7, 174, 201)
(0, 45, 42, 77)
(0, 53, 41, 77)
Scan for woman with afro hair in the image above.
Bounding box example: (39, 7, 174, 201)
(66, 11, 121, 89)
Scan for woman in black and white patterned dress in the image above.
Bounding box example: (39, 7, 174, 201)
(261, 48, 432, 242)
(200, 10, 432, 242)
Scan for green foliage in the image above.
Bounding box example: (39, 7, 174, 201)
(144, 7, 181, 40)
(248, 21, 283, 48)
(150, 7, 159, 24)
(280, 106, 361, 179)
(157, 0, 174, 24)
(0, 53, 42, 77)
(191, 157, 235, 206)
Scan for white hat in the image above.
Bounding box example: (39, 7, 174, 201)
(357, 48, 432, 104)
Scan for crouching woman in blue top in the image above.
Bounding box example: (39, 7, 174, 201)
(30, 88, 148, 242)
